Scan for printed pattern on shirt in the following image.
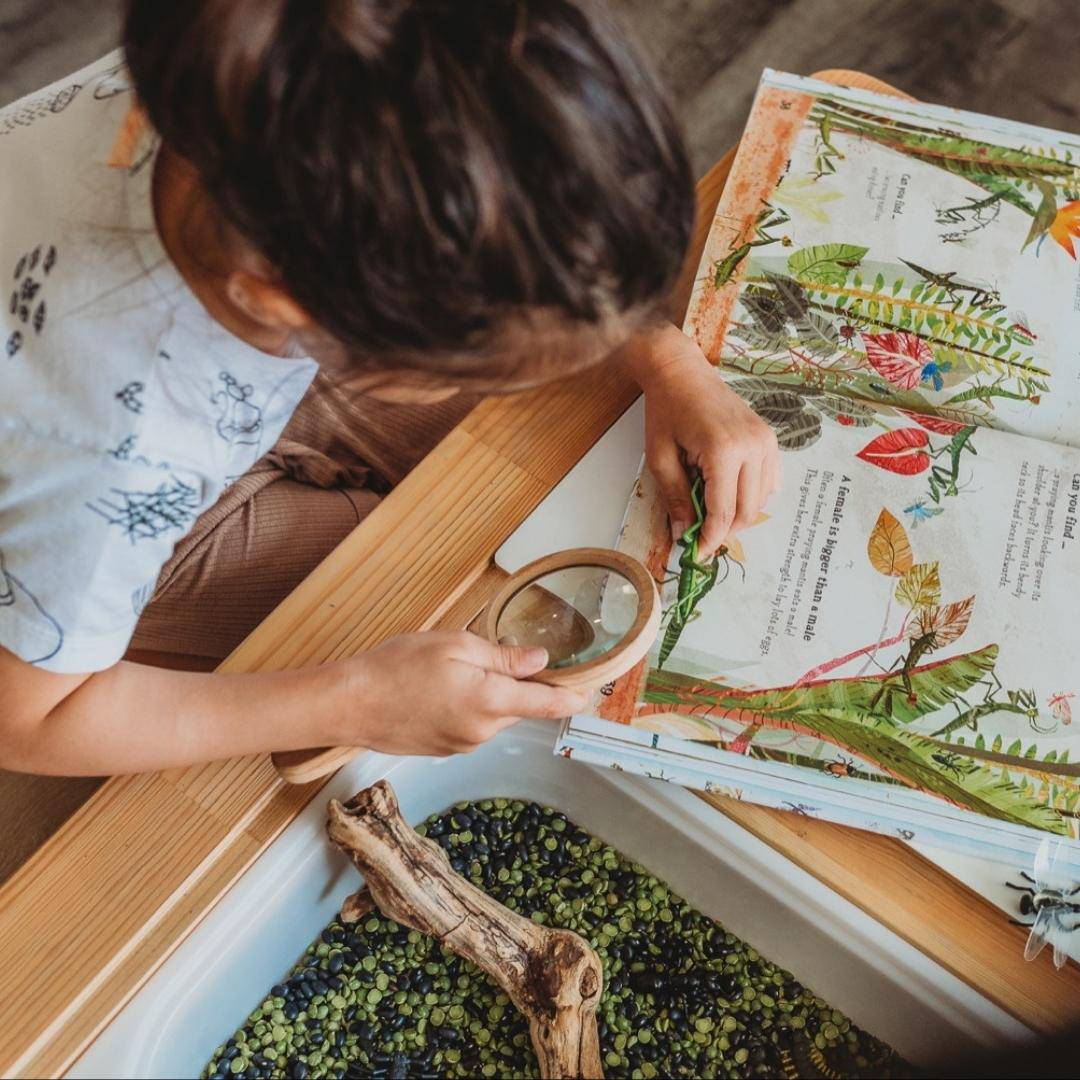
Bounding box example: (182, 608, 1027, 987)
(114, 380, 145, 414)
(0, 83, 82, 137)
(0, 50, 318, 671)
(211, 371, 264, 446)
(7, 244, 55, 357)
(131, 581, 155, 617)
(0, 548, 63, 664)
(86, 475, 202, 544)
(107, 433, 170, 471)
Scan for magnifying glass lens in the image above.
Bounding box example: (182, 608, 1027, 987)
(495, 566, 640, 669)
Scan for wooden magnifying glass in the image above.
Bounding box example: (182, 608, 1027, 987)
(272, 547, 660, 783)
(482, 547, 660, 690)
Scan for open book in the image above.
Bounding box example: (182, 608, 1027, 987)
(557, 70, 1080, 871)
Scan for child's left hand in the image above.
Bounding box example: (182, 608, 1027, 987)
(621, 324, 780, 558)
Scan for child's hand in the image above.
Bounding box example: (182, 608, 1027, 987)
(342, 631, 589, 756)
(623, 325, 780, 557)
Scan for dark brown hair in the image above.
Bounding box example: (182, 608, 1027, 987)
(124, 0, 694, 380)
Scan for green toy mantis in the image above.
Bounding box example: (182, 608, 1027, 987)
(657, 475, 740, 668)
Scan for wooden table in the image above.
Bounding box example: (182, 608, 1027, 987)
(1, 70, 1078, 1079)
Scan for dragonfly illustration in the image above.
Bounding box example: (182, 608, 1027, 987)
(1008, 309, 1038, 343)
(1048, 692, 1075, 726)
(904, 500, 944, 528)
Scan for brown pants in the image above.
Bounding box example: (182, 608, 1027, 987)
(129, 371, 480, 661)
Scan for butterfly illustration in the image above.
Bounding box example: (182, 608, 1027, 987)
(904, 500, 944, 528)
(919, 359, 952, 392)
(1048, 691, 1075, 726)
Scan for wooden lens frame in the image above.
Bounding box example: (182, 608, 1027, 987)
(483, 547, 660, 690)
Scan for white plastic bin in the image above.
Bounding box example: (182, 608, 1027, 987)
(71, 722, 1032, 1078)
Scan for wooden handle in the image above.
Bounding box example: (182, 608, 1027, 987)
(273, 744, 362, 785)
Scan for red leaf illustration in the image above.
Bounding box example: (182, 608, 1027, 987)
(856, 427, 931, 475)
(861, 331, 932, 390)
(911, 596, 975, 647)
(900, 409, 968, 436)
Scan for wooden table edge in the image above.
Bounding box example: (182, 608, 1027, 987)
(0, 70, 1075, 1078)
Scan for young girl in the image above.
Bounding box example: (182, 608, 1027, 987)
(0, 0, 778, 776)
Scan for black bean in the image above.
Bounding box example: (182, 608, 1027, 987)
(202, 801, 909, 1080)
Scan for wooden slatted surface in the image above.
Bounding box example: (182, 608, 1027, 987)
(0, 72, 1077, 1079)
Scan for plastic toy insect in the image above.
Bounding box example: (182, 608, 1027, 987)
(1007, 838, 1080, 969)
(657, 475, 742, 668)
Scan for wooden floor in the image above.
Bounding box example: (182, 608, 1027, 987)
(0, 0, 1079, 880)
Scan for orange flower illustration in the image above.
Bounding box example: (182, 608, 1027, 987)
(1049, 199, 1080, 257)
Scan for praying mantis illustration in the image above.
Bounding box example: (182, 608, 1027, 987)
(806, 95, 1080, 257)
(897, 259, 1004, 314)
(709, 206, 791, 288)
(925, 425, 978, 503)
(931, 677, 1045, 738)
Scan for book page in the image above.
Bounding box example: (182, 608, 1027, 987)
(687, 70, 1080, 448)
(578, 413, 1080, 843)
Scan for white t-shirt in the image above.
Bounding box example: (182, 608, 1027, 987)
(0, 52, 318, 673)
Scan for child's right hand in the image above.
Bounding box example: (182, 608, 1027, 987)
(340, 631, 589, 756)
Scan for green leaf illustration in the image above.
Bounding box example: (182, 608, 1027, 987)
(794, 312, 841, 353)
(774, 410, 822, 450)
(813, 393, 878, 427)
(645, 645, 1065, 835)
(763, 272, 810, 319)
(787, 243, 869, 286)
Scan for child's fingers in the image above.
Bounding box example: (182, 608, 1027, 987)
(768, 450, 782, 494)
(732, 458, 762, 533)
(483, 674, 589, 722)
(759, 459, 773, 510)
(467, 637, 549, 678)
(649, 441, 694, 542)
(699, 456, 738, 556)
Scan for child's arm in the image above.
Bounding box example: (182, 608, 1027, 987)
(616, 323, 781, 557)
(0, 634, 587, 776)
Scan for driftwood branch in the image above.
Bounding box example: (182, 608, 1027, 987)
(327, 781, 604, 1079)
